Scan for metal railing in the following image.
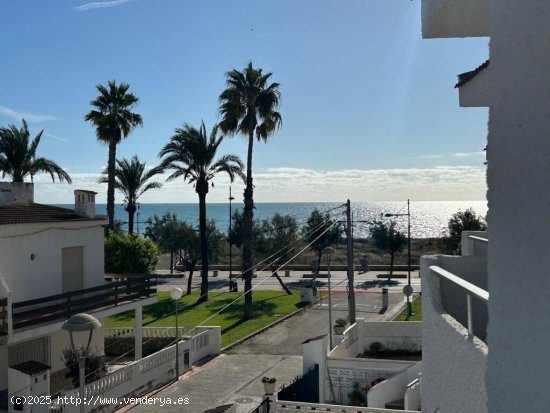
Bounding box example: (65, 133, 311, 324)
(250, 398, 270, 413)
(429, 265, 489, 340)
(12, 275, 156, 330)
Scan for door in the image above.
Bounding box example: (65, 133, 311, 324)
(62, 247, 84, 292)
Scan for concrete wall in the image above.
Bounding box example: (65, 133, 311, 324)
(363, 322, 422, 352)
(367, 361, 422, 409)
(422, 0, 489, 38)
(486, 1, 550, 411)
(461, 231, 488, 257)
(421, 256, 488, 413)
(0, 223, 105, 302)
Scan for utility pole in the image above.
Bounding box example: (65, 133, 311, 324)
(229, 186, 235, 292)
(346, 199, 356, 324)
(407, 199, 412, 318)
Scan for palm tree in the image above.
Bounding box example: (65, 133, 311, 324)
(157, 121, 244, 302)
(85, 80, 143, 232)
(99, 155, 162, 234)
(0, 119, 72, 183)
(218, 61, 282, 319)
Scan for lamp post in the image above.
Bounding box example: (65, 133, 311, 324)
(170, 288, 183, 378)
(323, 246, 336, 349)
(62, 313, 101, 413)
(228, 186, 235, 291)
(384, 199, 412, 318)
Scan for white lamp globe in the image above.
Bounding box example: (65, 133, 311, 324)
(170, 287, 183, 301)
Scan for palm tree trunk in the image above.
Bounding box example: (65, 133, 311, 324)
(198, 191, 209, 303)
(242, 129, 255, 320)
(187, 260, 196, 295)
(389, 252, 395, 278)
(106, 140, 117, 232)
(127, 202, 136, 234)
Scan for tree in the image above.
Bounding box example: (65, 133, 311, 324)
(104, 233, 159, 274)
(100, 155, 162, 234)
(0, 119, 71, 183)
(263, 214, 297, 294)
(369, 220, 407, 277)
(157, 122, 244, 302)
(144, 213, 187, 274)
(302, 209, 343, 278)
(219, 62, 282, 319)
(85, 80, 143, 232)
(180, 220, 224, 295)
(445, 208, 487, 254)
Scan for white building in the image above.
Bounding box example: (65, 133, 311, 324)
(0, 183, 156, 405)
(420, 0, 550, 411)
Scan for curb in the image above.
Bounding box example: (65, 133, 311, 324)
(221, 298, 320, 353)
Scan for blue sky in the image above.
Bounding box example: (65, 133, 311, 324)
(0, 0, 489, 203)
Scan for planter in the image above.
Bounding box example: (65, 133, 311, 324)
(300, 286, 316, 304)
(285, 270, 291, 277)
(263, 381, 276, 395)
(334, 325, 346, 335)
(213, 270, 219, 277)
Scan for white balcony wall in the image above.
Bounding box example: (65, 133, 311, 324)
(459, 67, 489, 107)
(421, 256, 488, 413)
(422, 0, 489, 39)
(487, 1, 550, 410)
(461, 231, 488, 256)
(0, 223, 105, 302)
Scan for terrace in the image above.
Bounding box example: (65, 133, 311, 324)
(4, 276, 156, 334)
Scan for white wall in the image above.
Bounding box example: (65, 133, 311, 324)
(0, 223, 105, 302)
(363, 322, 422, 352)
(367, 361, 422, 409)
(421, 256, 487, 413)
(487, 1, 550, 411)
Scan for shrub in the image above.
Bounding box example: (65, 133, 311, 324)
(61, 347, 106, 386)
(335, 317, 347, 327)
(369, 342, 384, 353)
(105, 233, 159, 274)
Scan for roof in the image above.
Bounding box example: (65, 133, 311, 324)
(302, 334, 327, 344)
(455, 60, 490, 88)
(11, 361, 50, 375)
(0, 203, 106, 226)
(74, 189, 97, 194)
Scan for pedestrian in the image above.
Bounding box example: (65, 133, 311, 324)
(360, 254, 369, 274)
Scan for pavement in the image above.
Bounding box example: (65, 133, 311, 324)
(126, 273, 410, 413)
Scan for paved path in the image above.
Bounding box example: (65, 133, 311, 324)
(128, 289, 407, 413)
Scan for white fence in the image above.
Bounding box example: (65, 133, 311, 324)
(104, 326, 195, 338)
(276, 400, 417, 413)
(52, 327, 220, 413)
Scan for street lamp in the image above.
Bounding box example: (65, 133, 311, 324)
(170, 288, 183, 378)
(228, 186, 235, 291)
(384, 199, 412, 319)
(323, 246, 336, 349)
(62, 313, 101, 413)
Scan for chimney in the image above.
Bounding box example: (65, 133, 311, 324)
(74, 190, 97, 218)
(0, 182, 34, 205)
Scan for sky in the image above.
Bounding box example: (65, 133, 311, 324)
(0, 0, 489, 203)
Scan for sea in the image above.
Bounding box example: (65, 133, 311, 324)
(57, 201, 487, 239)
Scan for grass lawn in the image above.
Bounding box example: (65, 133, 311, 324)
(105, 290, 304, 347)
(394, 295, 422, 321)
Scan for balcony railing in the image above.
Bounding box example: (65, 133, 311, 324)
(429, 265, 489, 341)
(12, 276, 156, 330)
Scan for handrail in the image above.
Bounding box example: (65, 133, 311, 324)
(13, 275, 155, 308)
(11, 276, 156, 329)
(406, 378, 419, 388)
(429, 266, 489, 301)
(430, 265, 488, 340)
(468, 235, 489, 243)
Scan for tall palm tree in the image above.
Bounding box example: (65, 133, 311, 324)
(99, 155, 162, 234)
(157, 121, 244, 302)
(0, 119, 72, 183)
(85, 80, 143, 232)
(218, 62, 282, 319)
